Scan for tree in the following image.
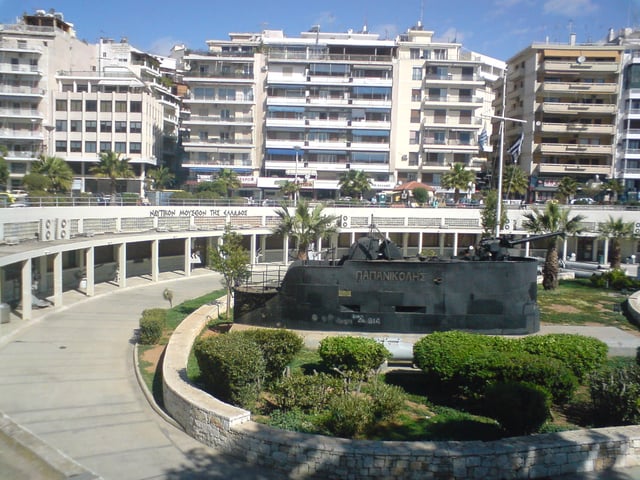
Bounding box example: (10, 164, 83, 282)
(338, 169, 372, 200)
(21, 172, 51, 193)
(600, 179, 624, 204)
(556, 177, 578, 204)
(598, 216, 636, 269)
(522, 202, 585, 290)
(0, 146, 8, 190)
(32, 155, 74, 193)
(196, 181, 225, 197)
(208, 225, 250, 319)
(215, 168, 241, 198)
(480, 189, 508, 237)
(502, 165, 528, 199)
(279, 180, 300, 203)
(272, 199, 339, 260)
(146, 166, 175, 191)
(412, 187, 429, 206)
(441, 163, 475, 203)
(90, 151, 134, 203)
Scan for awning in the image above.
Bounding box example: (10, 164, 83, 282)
(266, 149, 298, 156)
(267, 106, 305, 112)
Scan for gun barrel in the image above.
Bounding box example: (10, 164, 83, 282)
(507, 231, 564, 246)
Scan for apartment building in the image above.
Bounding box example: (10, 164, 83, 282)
(0, 10, 180, 196)
(0, 10, 94, 190)
(393, 23, 504, 189)
(178, 34, 261, 195)
(617, 28, 640, 201)
(495, 33, 623, 202)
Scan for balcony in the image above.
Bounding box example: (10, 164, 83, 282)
(0, 128, 43, 140)
(0, 107, 43, 119)
(181, 137, 254, 148)
(182, 71, 254, 81)
(422, 95, 483, 107)
(537, 163, 612, 176)
(620, 168, 640, 179)
(539, 122, 615, 135)
(539, 82, 618, 94)
(538, 143, 613, 156)
(0, 63, 41, 75)
(182, 159, 254, 168)
(185, 95, 254, 105)
(0, 85, 45, 97)
(541, 60, 620, 74)
(5, 150, 39, 160)
(0, 40, 43, 54)
(184, 114, 254, 126)
(541, 102, 616, 115)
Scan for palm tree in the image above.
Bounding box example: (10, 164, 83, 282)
(556, 177, 578, 204)
(598, 216, 636, 269)
(502, 165, 528, 200)
(146, 166, 175, 191)
(215, 168, 241, 198)
(90, 151, 134, 203)
(32, 155, 74, 193)
(279, 180, 300, 203)
(441, 163, 475, 203)
(522, 202, 585, 290)
(600, 179, 624, 204)
(338, 169, 372, 200)
(272, 199, 339, 260)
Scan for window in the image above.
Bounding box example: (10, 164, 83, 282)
(100, 100, 112, 112)
(55, 140, 66, 152)
(70, 120, 81, 132)
(409, 130, 420, 145)
(55, 99, 67, 111)
(100, 120, 112, 132)
(114, 142, 126, 153)
(85, 120, 97, 133)
(85, 100, 97, 112)
(115, 121, 127, 133)
(70, 141, 82, 152)
(115, 101, 127, 112)
(129, 142, 141, 154)
(409, 152, 420, 166)
(410, 48, 420, 59)
(129, 101, 142, 113)
(411, 89, 422, 102)
(433, 131, 446, 144)
(55, 120, 67, 132)
(85, 141, 97, 153)
(410, 109, 420, 123)
(100, 142, 111, 152)
(70, 100, 82, 111)
(130, 121, 142, 133)
(412, 67, 422, 81)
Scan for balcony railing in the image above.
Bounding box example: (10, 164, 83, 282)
(539, 82, 618, 94)
(542, 60, 620, 73)
(541, 103, 616, 114)
(537, 163, 612, 175)
(539, 122, 615, 135)
(538, 143, 612, 156)
(0, 85, 45, 96)
(0, 39, 43, 53)
(0, 64, 41, 74)
(184, 115, 254, 124)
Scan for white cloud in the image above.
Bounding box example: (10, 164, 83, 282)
(543, 0, 598, 17)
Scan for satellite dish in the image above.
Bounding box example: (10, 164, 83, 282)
(576, 55, 586, 64)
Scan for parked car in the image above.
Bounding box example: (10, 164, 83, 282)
(570, 197, 595, 205)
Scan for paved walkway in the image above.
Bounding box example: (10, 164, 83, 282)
(0, 269, 639, 479)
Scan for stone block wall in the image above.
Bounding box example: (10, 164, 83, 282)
(162, 304, 640, 479)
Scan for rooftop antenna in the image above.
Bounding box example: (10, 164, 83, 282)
(420, 0, 425, 25)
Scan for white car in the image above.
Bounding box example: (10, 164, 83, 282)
(570, 198, 595, 205)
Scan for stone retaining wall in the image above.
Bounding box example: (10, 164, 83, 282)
(162, 304, 640, 480)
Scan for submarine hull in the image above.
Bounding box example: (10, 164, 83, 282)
(234, 257, 540, 335)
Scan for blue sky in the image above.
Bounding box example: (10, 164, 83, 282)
(1, 0, 637, 60)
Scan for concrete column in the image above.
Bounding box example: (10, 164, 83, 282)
(118, 243, 127, 288)
(38, 256, 48, 294)
(453, 232, 459, 258)
(525, 234, 530, 257)
(282, 235, 289, 264)
(439, 233, 445, 256)
(402, 232, 409, 257)
(418, 232, 423, 255)
(592, 238, 598, 262)
(151, 239, 159, 282)
(86, 246, 95, 297)
(53, 252, 63, 307)
(260, 236, 267, 262)
(250, 234, 257, 265)
(562, 237, 568, 261)
(603, 238, 609, 265)
(21, 259, 32, 320)
(184, 238, 192, 277)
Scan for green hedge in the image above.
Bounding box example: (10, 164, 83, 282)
(589, 364, 640, 426)
(240, 329, 304, 383)
(138, 308, 167, 344)
(194, 332, 266, 409)
(483, 382, 551, 436)
(318, 336, 391, 382)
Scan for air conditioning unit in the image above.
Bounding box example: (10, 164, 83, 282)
(340, 215, 350, 228)
(57, 218, 70, 240)
(40, 219, 55, 242)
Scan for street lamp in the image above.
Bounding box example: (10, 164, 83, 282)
(294, 145, 301, 206)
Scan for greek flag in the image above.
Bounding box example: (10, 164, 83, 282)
(478, 126, 488, 152)
(507, 131, 524, 163)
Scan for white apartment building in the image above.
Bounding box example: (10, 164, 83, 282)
(393, 24, 504, 189)
(0, 10, 94, 190)
(0, 10, 180, 196)
(495, 34, 623, 203)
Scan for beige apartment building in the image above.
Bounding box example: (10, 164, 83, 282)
(494, 33, 623, 202)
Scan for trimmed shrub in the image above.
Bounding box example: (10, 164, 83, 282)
(240, 329, 304, 383)
(590, 269, 640, 291)
(318, 336, 391, 382)
(138, 308, 167, 344)
(319, 393, 374, 438)
(589, 364, 640, 426)
(269, 372, 342, 413)
(518, 334, 608, 381)
(194, 332, 266, 409)
(483, 382, 551, 436)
